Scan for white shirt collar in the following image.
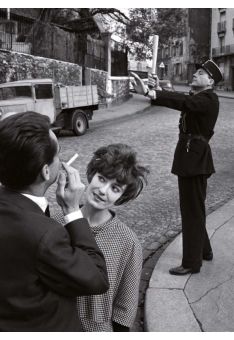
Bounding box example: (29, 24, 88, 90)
(21, 193, 48, 212)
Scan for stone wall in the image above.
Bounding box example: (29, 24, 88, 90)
(0, 49, 82, 85)
(0, 50, 130, 106)
(85, 67, 109, 106)
(110, 76, 131, 105)
(28, 22, 78, 64)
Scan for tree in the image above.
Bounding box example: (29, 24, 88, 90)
(122, 8, 187, 60)
(38, 8, 129, 27)
(26, 8, 129, 70)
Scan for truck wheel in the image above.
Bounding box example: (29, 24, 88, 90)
(72, 110, 88, 136)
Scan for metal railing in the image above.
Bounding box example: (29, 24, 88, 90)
(0, 30, 32, 54)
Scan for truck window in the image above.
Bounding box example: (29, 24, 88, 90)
(0, 86, 32, 100)
(35, 84, 53, 99)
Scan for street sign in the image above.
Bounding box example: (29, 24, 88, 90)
(159, 62, 165, 68)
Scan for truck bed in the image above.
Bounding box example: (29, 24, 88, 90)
(55, 85, 99, 109)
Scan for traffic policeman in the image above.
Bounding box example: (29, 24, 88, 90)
(131, 59, 223, 275)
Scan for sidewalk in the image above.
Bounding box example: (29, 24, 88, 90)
(174, 84, 234, 99)
(145, 198, 234, 332)
(91, 93, 151, 125)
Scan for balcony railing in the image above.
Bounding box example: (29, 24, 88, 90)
(212, 44, 234, 56)
(217, 21, 226, 34)
(0, 30, 32, 54)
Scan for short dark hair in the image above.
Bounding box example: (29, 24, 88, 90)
(87, 143, 150, 205)
(0, 111, 57, 190)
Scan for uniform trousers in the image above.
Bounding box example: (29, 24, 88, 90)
(178, 175, 212, 270)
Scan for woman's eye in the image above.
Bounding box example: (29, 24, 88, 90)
(98, 175, 105, 182)
(112, 186, 120, 193)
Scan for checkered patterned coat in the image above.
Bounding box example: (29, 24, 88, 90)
(76, 212, 142, 332)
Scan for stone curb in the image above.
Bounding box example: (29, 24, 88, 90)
(144, 198, 234, 332)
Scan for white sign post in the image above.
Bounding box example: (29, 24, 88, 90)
(151, 35, 159, 75)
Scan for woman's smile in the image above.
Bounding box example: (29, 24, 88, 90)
(93, 192, 106, 202)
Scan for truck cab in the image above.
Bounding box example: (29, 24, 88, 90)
(0, 79, 56, 123)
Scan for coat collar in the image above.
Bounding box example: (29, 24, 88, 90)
(0, 186, 44, 215)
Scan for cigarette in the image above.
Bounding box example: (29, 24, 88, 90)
(66, 153, 79, 166)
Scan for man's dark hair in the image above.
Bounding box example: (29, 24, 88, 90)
(87, 143, 150, 205)
(0, 111, 57, 190)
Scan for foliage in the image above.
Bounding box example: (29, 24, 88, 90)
(121, 8, 187, 60)
(38, 8, 129, 26)
(36, 8, 187, 61)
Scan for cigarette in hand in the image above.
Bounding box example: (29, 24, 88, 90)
(66, 153, 79, 166)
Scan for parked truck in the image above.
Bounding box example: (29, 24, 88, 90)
(0, 78, 99, 136)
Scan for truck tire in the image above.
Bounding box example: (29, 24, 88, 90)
(72, 110, 88, 136)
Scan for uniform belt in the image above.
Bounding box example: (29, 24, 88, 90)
(179, 133, 208, 143)
(179, 133, 209, 152)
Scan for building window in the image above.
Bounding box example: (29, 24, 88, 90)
(168, 45, 171, 57)
(174, 63, 181, 76)
(172, 46, 176, 57)
(217, 21, 226, 35)
(158, 48, 162, 59)
(219, 36, 225, 53)
(161, 48, 164, 59)
(179, 42, 183, 56)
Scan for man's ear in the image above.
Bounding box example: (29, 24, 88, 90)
(41, 164, 50, 181)
(209, 77, 215, 87)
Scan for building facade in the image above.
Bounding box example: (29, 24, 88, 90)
(211, 8, 234, 90)
(157, 9, 211, 84)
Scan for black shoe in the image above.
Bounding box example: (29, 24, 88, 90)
(169, 265, 200, 276)
(203, 251, 213, 261)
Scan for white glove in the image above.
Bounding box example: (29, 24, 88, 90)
(148, 73, 162, 90)
(130, 72, 148, 95)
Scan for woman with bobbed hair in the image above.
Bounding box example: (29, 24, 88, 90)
(77, 143, 149, 332)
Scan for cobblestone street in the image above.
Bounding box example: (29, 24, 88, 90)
(47, 95, 234, 331)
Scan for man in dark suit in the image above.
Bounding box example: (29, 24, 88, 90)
(132, 60, 222, 275)
(0, 112, 109, 331)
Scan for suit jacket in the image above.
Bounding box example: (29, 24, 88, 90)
(0, 187, 109, 331)
(151, 89, 219, 177)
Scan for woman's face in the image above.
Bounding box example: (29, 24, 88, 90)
(85, 172, 127, 210)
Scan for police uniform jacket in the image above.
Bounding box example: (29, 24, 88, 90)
(151, 89, 219, 177)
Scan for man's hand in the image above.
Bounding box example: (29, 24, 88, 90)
(56, 162, 85, 215)
(130, 72, 148, 95)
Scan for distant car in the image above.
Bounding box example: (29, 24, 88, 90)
(157, 79, 175, 92)
(129, 77, 175, 92)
